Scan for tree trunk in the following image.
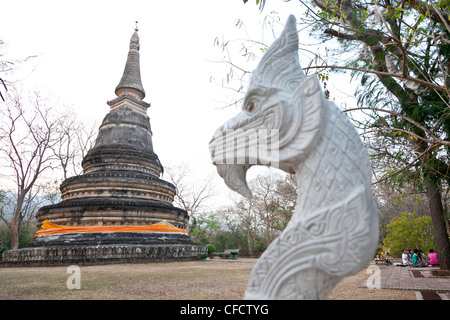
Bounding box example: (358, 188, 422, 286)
(426, 179, 450, 271)
(10, 193, 26, 250)
(247, 231, 253, 254)
(10, 220, 20, 250)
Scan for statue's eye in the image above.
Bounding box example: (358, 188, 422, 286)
(248, 102, 255, 113)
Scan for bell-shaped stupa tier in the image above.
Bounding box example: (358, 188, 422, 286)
(36, 30, 188, 229)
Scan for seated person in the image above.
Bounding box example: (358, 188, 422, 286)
(401, 249, 411, 265)
(427, 249, 439, 267)
(412, 249, 427, 267)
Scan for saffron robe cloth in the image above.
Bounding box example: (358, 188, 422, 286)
(35, 220, 187, 237)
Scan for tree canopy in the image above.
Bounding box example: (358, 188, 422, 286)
(382, 211, 435, 257)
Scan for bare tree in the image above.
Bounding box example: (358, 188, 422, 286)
(233, 198, 260, 253)
(52, 110, 97, 180)
(0, 89, 64, 249)
(246, 172, 297, 242)
(223, 171, 298, 251)
(164, 163, 216, 221)
(0, 38, 37, 102)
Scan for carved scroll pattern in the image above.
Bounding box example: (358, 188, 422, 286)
(246, 184, 373, 299)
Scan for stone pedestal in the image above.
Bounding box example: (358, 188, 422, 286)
(2, 244, 206, 267)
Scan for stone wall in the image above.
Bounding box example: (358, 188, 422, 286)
(2, 244, 207, 267)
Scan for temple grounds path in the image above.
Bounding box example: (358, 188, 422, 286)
(0, 258, 436, 300)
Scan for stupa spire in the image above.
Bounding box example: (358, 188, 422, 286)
(115, 23, 145, 100)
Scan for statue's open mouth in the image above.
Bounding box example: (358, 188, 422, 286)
(209, 106, 283, 200)
(215, 163, 253, 199)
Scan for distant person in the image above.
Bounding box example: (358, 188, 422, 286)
(402, 249, 411, 265)
(412, 249, 427, 267)
(419, 249, 427, 263)
(428, 249, 439, 267)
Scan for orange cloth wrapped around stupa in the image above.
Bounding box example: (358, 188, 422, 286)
(35, 220, 188, 237)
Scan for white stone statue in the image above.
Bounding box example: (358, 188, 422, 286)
(209, 15, 379, 300)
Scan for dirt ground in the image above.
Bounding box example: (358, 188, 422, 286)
(0, 258, 416, 300)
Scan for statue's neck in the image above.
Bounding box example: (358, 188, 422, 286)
(290, 103, 372, 226)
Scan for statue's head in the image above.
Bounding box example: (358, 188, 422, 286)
(209, 15, 325, 199)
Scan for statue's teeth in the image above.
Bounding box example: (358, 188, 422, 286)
(216, 164, 253, 199)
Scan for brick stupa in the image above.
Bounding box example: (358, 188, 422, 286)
(2, 28, 207, 266)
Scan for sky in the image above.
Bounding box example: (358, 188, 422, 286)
(0, 0, 352, 210)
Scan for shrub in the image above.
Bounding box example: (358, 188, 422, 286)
(0, 222, 38, 260)
(205, 244, 216, 254)
(0, 225, 11, 259)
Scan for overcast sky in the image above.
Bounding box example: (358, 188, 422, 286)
(0, 0, 348, 209)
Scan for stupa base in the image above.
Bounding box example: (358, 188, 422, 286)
(1, 242, 207, 267)
(1, 232, 208, 267)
